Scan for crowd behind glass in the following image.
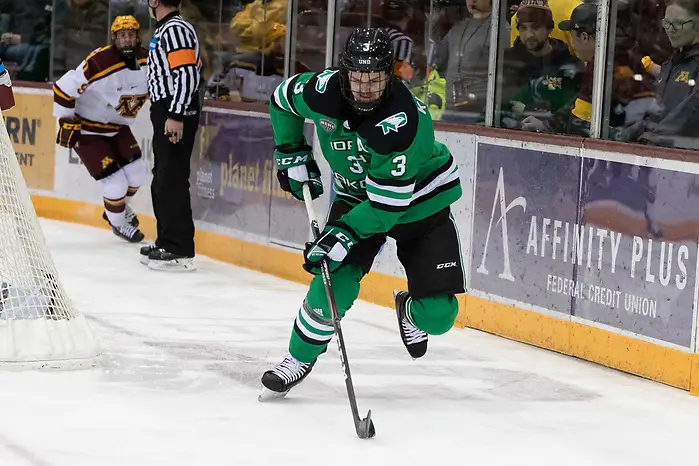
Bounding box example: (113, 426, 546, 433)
(2, 0, 698, 150)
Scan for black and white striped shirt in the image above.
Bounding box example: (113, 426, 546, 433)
(147, 11, 201, 119)
(384, 28, 413, 64)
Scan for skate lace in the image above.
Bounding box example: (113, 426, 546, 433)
(271, 355, 310, 385)
(125, 205, 136, 223)
(118, 222, 139, 239)
(402, 317, 427, 345)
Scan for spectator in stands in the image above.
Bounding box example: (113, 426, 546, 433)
(501, 0, 584, 130)
(624, 0, 699, 148)
(409, 0, 466, 120)
(427, 0, 468, 45)
(510, 0, 582, 52)
(436, 0, 492, 124)
(207, 23, 290, 103)
(53, 0, 109, 79)
(230, 0, 287, 52)
(619, 0, 673, 74)
(379, 0, 417, 85)
(522, 3, 656, 135)
(0, 0, 52, 82)
(109, 0, 150, 29)
(180, 0, 216, 92)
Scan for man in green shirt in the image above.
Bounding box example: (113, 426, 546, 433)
(260, 28, 466, 399)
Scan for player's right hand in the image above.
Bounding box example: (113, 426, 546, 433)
(303, 221, 356, 274)
(56, 118, 81, 149)
(274, 144, 323, 201)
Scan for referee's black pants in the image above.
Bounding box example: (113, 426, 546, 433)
(150, 102, 200, 258)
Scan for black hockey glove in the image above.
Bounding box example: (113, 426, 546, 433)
(274, 144, 323, 201)
(303, 221, 357, 275)
(57, 118, 81, 149)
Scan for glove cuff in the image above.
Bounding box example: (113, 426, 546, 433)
(60, 117, 82, 130)
(274, 144, 314, 170)
(327, 220, 358, 246)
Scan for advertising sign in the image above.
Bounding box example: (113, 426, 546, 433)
(5, 91, 55, 191)
(190, 110, 312, 245)
(470, 143, 579, 315)
(471, 142, 698, 347)
(576, 158, 698, 347)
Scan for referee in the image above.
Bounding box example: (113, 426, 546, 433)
(142, 0, 201, 271)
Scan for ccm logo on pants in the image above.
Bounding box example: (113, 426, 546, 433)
(436, 262, 457, 270)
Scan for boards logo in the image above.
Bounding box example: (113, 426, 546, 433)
(476, 167, 527, 281)
(375, 112, 407, 135)
(319, 119, 336, 132)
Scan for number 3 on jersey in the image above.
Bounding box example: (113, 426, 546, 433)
(347, 154, 367, 174)
(391, 155, 406, 177)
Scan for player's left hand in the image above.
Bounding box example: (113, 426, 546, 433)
(165, 118, 184, 144)
(303, 222, 357, 274)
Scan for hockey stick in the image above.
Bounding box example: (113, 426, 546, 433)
(302, 183, 376, 439)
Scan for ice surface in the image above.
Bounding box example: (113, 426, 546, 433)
(0, 219, 697, 466)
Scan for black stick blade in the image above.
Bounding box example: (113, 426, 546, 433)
(356, 410, 376, 439)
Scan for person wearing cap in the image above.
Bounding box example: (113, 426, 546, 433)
(520, 2, 596, 133)
(557, 2, 597, 131)
(523, 2, 657, 135)
(510, 0, 582, 53)
(501, 0, 584, 128)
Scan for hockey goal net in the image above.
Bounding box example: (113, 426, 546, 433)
(0, 113, 100, 368)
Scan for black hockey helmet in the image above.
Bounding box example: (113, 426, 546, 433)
(339, 28, 394, 113)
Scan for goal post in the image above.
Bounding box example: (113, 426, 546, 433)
(0, 105, 100, 368)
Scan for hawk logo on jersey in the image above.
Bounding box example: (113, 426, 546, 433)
(115, 94, 148, 118)
(376, 112, 407, 135)
(315, 69, 339, 94)
(319, 119, 336, 132)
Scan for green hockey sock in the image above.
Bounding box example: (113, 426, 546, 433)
(288, 264, 364, 363)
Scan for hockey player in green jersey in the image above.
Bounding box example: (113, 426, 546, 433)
(260, 28, 465, 398)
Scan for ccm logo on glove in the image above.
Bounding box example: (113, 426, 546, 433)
(278, 154, 310, 168)
(303, 224, 357, 274)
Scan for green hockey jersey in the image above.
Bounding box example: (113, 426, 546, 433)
(269, 68, 461, 239)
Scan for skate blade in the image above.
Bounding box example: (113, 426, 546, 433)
(147, 259, 196, 272)
(258, 387, 290, 402)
